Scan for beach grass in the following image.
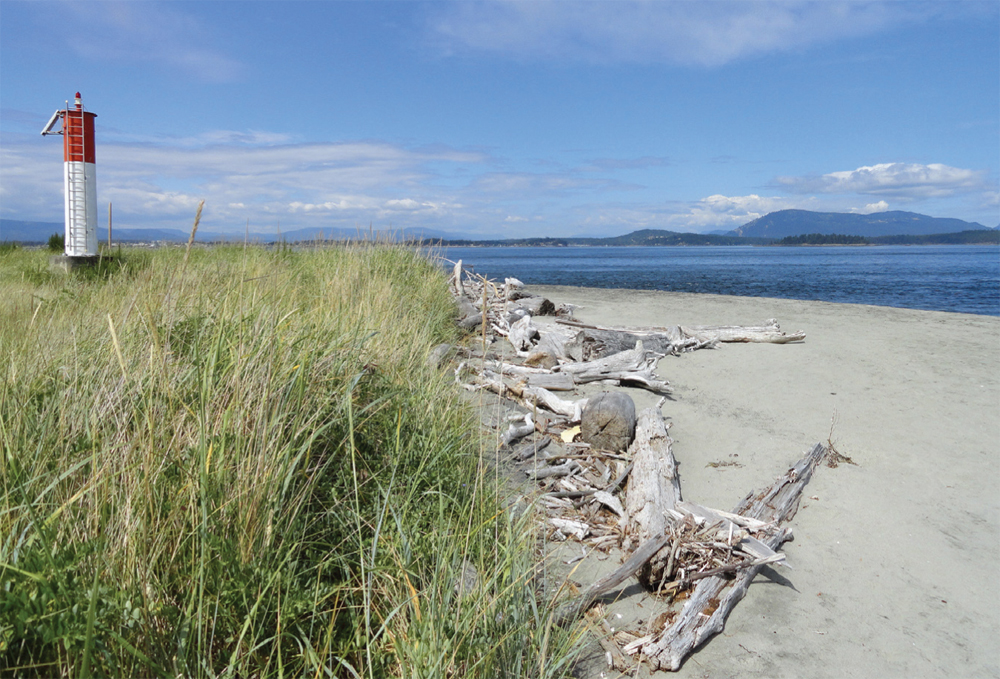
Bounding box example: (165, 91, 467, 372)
(0, 242, 580, 677)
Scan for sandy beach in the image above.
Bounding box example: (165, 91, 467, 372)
(527, 286, 1000, 679)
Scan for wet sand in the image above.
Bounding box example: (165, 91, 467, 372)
(528, 286, 1000, 679)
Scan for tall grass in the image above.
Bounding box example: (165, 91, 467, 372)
(0, 243, 580, 677)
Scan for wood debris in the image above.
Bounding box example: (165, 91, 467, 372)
(441, 262, 822, 673)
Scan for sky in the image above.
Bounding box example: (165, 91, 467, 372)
(1, 0, 997, 238)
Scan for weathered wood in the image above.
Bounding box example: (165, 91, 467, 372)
(544, 461, 634, 499)
(637, 442, 826, 671)
(512, 436, 551, 461)
(554, 533, 673, 626)
(556, 341, 672, 394)
(525, 459, 581, 480)
(534, 326, 585, 363)
(474, 370, 588, 421)
(624, 407, 682, 588)
(680, 319, 805, 344)
(502, 414, 534, 446)
(452, 259, 464, 297)
(557, 320, 687, 358)
(517, 295, 556, 316)
(527, 372, 576, 391)
(581, 391, 637, 453)
(508, 314, 540, 351)
(555, 318, 804, 359)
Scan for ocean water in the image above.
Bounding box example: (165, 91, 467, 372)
(440, 245, 1000, 316)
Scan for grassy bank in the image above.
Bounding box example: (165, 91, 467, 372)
(0, 244, 579, 677)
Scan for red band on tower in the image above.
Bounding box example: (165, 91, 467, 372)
(63, 108, 97, 164)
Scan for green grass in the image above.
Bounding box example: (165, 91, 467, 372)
(0, 243, 580, 677)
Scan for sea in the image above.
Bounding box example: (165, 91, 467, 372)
(440, 245, 1000, 317)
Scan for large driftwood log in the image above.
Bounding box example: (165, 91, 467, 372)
(624, 407, 681, 587)
(534, 326, 585, 363)
(556, 341, 671, 394)
(557, 320, 689, 359)
(636, 442, 826, 671)
(556, 319, 804, 359)
(680, 319, 806, 344)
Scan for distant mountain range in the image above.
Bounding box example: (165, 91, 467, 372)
(2, 210, 995, 246)
(729, 210, 988, 239)
(0, 220, 461, 244)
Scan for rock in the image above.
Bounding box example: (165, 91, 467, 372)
(456, 297, 478, 318)
(523, 348, 559, 369)
(581, 391, 637, 453)
(427, 343, 455, 369)
(457, 312, 483, 330)
(454, 560, 480, 599)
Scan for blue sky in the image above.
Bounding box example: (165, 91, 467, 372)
(1, 1, 997, 238)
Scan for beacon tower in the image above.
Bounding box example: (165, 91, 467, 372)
(42, 92, 98, 257)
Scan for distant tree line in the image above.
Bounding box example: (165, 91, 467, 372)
(775, 233, 869, 246)
(870, 230, 999, 245)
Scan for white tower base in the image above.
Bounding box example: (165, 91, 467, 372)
(64, 161, 98, 257)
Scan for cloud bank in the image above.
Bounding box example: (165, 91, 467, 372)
(777, 162, 989, 200)
(2, 128, 991, 237)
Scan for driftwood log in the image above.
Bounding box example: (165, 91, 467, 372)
(556, 341, 671, 394)
(472, 369, 588, 422)
(557, 319, 805, 360)
(623, 406, 681, 587)
(635, 442, 826, 671)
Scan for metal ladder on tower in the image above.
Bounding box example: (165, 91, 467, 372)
(66, 117, 88, 254)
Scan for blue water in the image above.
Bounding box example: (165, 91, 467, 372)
(441, 245, 1000, 316)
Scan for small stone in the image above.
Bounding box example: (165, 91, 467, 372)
(454, 560, 480, 599)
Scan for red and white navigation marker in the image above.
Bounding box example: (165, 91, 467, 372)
(42, 92, 98, 257)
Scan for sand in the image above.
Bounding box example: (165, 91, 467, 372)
(526, 286, 1000, 679)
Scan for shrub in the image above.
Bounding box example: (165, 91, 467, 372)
(47, 232, 65, 251)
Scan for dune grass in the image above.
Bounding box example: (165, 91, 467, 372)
(0, 243, 580, 677)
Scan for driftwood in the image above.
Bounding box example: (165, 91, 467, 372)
(475, 370, 588, 422)
(680, 319, 806, 344)
(515, 295, 556, 317)
(544, 461, 633, 499)
(502, 414, 535, 446)
(508, 314, 540, 352)
(534, 326, 585, 363)
(580, 392, 637, 453)
(556, 341, 671, 394)
(623, 407, 681, 588)
(446, 263, 818, 669)
(635, 442, 826, 671)
(554, 533, 673, 626)
(526, 460, 582, 480)
(556, 318, 804, 360)
(527, 372, 576, 391)
(512, 436, 551, 461)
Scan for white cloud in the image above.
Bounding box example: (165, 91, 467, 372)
(666, 193, 804, 230)
(429, 1, 948, 67)
(851, 200, 890, 214)
(0, 132, 488, 231)
(777, 162, 988, 199)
